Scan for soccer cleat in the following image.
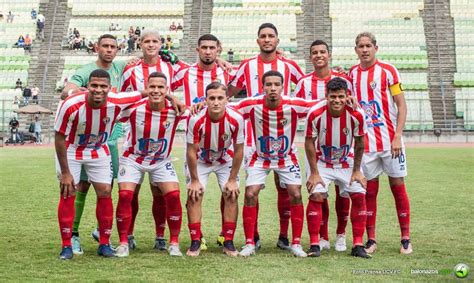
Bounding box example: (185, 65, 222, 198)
(364, 239, 377, 254)
(400, 239, 413, 254)
(71, 235, 84, 255)
(307, 245, 321, 257)
(223, 240, 238, 257)
(319, 239, 331, 251)
(255, 235, 262, 251)
(351, 245, 372, 259)
(216, 234, 225, 247)
(276, 236, 291, 251)
(200, 236, 208, 251)
(239, 244, 256, 257)
(59, 246, 73, 260)
(168, 244, 183, 257)
(128, 235, 137, 250)
(97, 244, 115, 257)
(291, 244, 308, 258)
(186, 240, 201, 257)
(91, 228, 100, 242)
(153, 237, 167, 251)
(115, 244, 129, 258)
(334, 234, 347, 252)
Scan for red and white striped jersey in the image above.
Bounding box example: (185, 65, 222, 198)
(186, 107, 245, 165)
(305, 100, 367, 169)
(293, 71, 353, 100)
(120, 59, 188, 91)
(349, 60, 402, 153)
(232, 96, 318, 169)
(230, 55, 303, 97)
(54, 91, 142, 160)
(119, 98, 188, 166)
(172, 64, 235, 107)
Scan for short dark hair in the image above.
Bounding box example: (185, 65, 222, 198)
(89, 69, 110, 82)
(310, 40, 329, 53)
(205, 81, 227, 96)
(97, 34, 117, 45)
(198, 34, 219, 46)
(326, 77, 348, 95)
(258, 23, 278, 36)
(148, 71, 168, 82)
(262, 70, 284, 85)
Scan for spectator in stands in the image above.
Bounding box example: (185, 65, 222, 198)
(127, 35, 135, 53)
(135, 26, 141, 37)
(109, 23, 115, 31)
(16, 36, 25, 48)
(33, 116, 42, 144)
(116, 23, 122, 31)
(128, 26, 134, 37)
(67, 28, 74, 39)
(37, 13, 45, 23)
(73, 35, 82, 51)
(32, 85, 39, 104)
(73, 28, 80, 38)
(31, 8, 37, 20)
(16, 78, 23, 89)
(169, 21, 177, 32)
(13, 96, 19, 105)
(23, 85, 32, 105)
(37, 15, 45, 41)
(166, 35, 173, 50)
(24, 34, 32, 51)
(136, 36, 141, 51)
(86, 40, 95, 54)
(177, 22, 183, 31)
(119, 35, 127, 54)
(7, 11, 14, 23)
(227, 48, 234, 63)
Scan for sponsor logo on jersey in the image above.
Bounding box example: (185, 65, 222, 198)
(258, 135, 289, 156)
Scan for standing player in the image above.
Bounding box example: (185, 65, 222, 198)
(55, 69, 144, 259)
(185, 82, 244, 257)
(114, 72, 186, 257)
(293, 39, 352, 252)
(232, 70, 318, 257)
(350, 32, 411, 254)
(172, 34, 235, 247)
(228, 23, 304, 250)
(304, 77, 370, 258)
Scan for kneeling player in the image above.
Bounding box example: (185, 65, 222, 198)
(185, 82, 244, 257)
(304, 77, 370, 258)
(115, 72, 186, 257)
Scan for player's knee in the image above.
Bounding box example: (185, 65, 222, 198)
(289, 191, 303, 204)
(388, 177, 404, 187)
(309, 192, 325, 202)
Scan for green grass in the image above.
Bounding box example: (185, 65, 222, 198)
(0, 146, 473, 281)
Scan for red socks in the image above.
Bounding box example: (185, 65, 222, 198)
(306, 199, 322, 245)
(390, 183, 410, 239)
(164, 190, 182, 244)
(290, 203, 304, 245)
(365, 179, 379, 240)
(335, 186, 350, 235)
(223, 222, 236, 241)
(58, 195, 75, 247)
(96, 196, 114, 245)
(153, 195, 167, 238)
(188, 222, 201, 241)
(320, 198, 329, 240)
(243, 205, 257, 245)
(116, 190, 134, 244)
(128, 191, 139, 235)
(277, 187, 290, 238)
(349, 193, 367, 246)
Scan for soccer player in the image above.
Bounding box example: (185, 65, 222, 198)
(350, 32, 411, 254)
(55, 69, 144, 260)
(114, 72, 186, 257)
(172, 34, 235, 247)
(228, 23, 304, 251)
(293, 39, 352, 252)
(232, 70, 318, 257)
(185, 82, 244, 257)
(304, 77, 370, 258)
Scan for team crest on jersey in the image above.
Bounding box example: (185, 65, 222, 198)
(193, 79, 198, 84)
(254, 75, 259, 80)
(370, 81, 377, 90)
(119, 167, 126, 176)
(102, 117, 111, 124)
(280, 118, 287, 126)
(342, 127, 349, 136)
(258, 119, 263, 124)
(126, 85, 133, 92)
(221, 133, 229, 141)
(162, 120, 171, 129)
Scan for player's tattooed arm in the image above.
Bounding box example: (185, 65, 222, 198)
(305, 137, 325, 194)
(224, 143, 243, 200)
(165, 93, 186, 115)
(351, 135, 367, 189)
(391, 93, 407, 159)
(61, 83, 87, 100)
(190, 101, 206, 115)
(55, 131, 77, 198)
(186, 143, 204, 202)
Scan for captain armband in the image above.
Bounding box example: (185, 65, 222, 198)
(389, 83, 404, 96)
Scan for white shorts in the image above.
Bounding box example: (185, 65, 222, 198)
(246, 163, 302, 187)
(362, 150, 408, 180)
(118, 156, 179, 184)
(307, 164, 366, 198)
(55, 155, 112, 185)
(185, 162, 239, 192)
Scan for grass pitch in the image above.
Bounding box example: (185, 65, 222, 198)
(0, 145, 473, 281)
